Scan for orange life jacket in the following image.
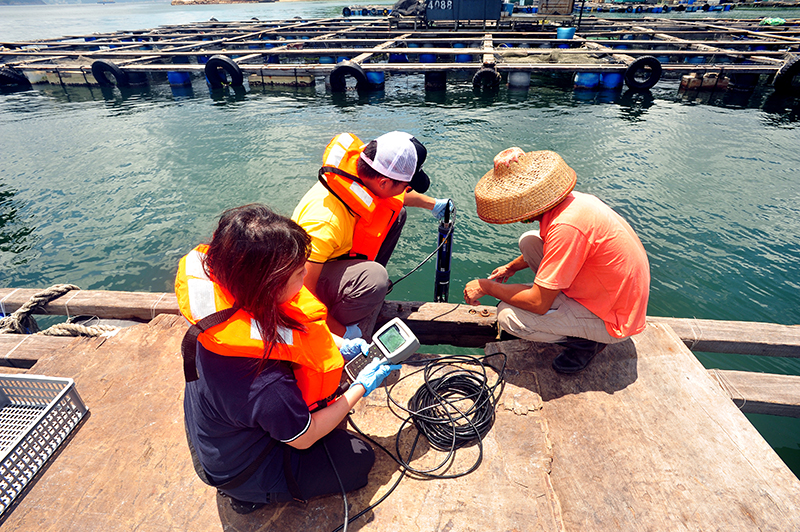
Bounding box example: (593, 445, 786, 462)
(175, 245, 344, 407)
(318, 132, 405, 261)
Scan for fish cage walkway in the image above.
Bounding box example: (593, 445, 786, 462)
(0, 15, 799, 94)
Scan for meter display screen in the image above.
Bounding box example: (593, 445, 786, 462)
(377, 324, 405, 353)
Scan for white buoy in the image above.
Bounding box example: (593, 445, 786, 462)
(508, 71, 531, 88)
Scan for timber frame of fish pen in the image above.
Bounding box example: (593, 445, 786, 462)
(0, 15, 799, 94)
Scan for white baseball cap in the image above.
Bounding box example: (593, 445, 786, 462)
(360, 131, 430, 193)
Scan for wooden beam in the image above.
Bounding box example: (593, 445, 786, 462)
(0, 288, 179, 321)
(0, 334, 77, 368)
(351, 33, 412, 64)
(649, 316, 800, 358)
(377, 300, 498, 348)
(1, 289, 799, 357)
(709, 369, 800, 418)
(481, 33, 495, 66)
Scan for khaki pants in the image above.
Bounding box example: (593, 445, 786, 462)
(315, 209, 406, 340)
(496, 230, 628, 345)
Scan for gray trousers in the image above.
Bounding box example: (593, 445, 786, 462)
(314, 209, 406, 340)
(496, 230, 628, 345)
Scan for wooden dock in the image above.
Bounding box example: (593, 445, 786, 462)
(1, 287, 799, 417)
(0, 288, 798, 530)
(1, 16, 798, 94)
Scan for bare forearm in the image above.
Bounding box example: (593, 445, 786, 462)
(478, 280, 552, 314)
(290, 385, 365, 450)
(505, 255, 529, 273)
(403, 191, 435, 210)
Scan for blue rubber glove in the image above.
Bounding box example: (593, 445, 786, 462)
(343, 323, 362, 340)
(432, 198, 453, 220)
(339, 338, 369, 362)
(354, 358, 401, 397)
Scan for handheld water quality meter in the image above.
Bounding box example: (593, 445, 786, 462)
(344, 317, 420, 382)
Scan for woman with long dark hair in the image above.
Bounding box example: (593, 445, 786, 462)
(176, 204, 397, 513)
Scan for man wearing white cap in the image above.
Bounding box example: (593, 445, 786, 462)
(464, 148, 650, 373)
(292, 131, 451, 340)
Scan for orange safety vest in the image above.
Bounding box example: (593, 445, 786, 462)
(175, 245, 344, 407)
(318, 132, 405, 261)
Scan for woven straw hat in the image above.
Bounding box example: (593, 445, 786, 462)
(474, 148, 576, 224)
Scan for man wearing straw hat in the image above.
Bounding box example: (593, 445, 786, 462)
(464, 148, 650, 373)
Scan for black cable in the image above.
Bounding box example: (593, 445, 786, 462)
(323, 437, 349, 532)
(329, 352, 506, 531)
(388, 353, 506, 478)
(386, 205, 456, 295)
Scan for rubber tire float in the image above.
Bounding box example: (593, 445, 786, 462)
(772, 55, 800, 94)
(329, 61, 370, 93)
(204, 55, 244, 89)
(624, 56, 662, 90)
(91, 60, 130, 87)
(472, 67, 501, 91)
(0, 67, 31, 87)
(342, 7, 351, 16)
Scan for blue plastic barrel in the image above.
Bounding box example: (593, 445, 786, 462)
(685, 55, 705, 64)
(389, 53, 409, 63)
(420, 44, 436, 63)
(600, 72, 623, 89)
(167, 71, 192, 87)
(454, 43, 471, 63)
(574, 72, 600, 89)
(366, 71, 385, 85)
(557, 27, 576, 39)
(319, 56, 335, 64)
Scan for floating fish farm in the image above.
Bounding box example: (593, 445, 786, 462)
(0, 14, 798, 94)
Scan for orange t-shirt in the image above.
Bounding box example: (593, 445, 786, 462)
(536, 192, 650, 338)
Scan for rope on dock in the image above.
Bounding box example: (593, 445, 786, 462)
(0, 284, 120, 337)
(0, 284, 79, 334)
(37, 322, 119, 337)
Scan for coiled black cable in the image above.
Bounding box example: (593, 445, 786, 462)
(388, 353, 506, 478)
(330, 352, 506, 532)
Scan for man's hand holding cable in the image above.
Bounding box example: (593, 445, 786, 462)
(431, 198, 454, 220)
(354, 358, 400, 397)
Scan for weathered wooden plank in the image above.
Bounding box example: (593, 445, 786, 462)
(377, 300, 498, 347)
(1, 315, 212, 532)
(2, 289, 799, 357)
(650, 316, 800, 358)
(0, 334, 77, 368)
(486, 324, 800, 531)
(708, 368, 800, 418)
(0, 288, 179, 321)
(376, 301, 800, 358)
(2, 315, 563, 531)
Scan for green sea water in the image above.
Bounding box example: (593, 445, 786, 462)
(1, 2, 799, 477)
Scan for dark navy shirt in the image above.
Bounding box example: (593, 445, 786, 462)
(184, 343, 311, 502)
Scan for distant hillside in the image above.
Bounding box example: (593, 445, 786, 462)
(0, 0, 47, 4)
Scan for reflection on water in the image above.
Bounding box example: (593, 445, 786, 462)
(0, 182, 35, 269)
